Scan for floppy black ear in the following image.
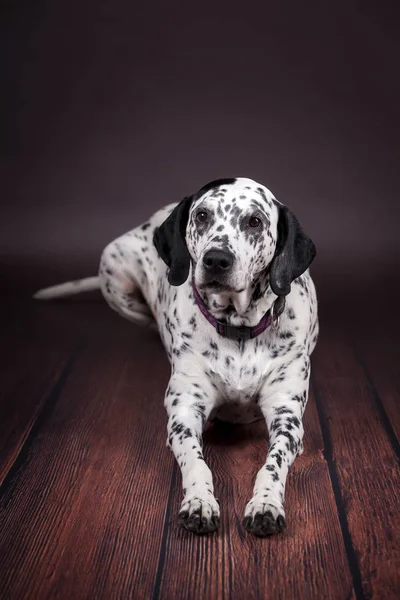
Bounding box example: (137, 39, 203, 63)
(269, 204, 316, 296)
(153, 196, 194, 286)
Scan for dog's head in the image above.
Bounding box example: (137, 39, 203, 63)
(153, 177, 316, 304)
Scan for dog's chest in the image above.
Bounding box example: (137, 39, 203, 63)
(203, 342, 269, 423)
(210, 342, 267, 402)
(206, 347, 266, 423)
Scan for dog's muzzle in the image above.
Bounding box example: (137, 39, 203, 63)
(202, 249, 235, 285)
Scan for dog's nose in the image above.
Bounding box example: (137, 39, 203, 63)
(203, 249, 234, 274)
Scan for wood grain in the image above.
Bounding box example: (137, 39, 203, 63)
(313, 333, 400, 600)
(0, 311, 173, 600)
(354, 329, 400, 448)
(1, 300, 399, 599)
(156, 386, 355, 600)
(0, 300, 90, 484)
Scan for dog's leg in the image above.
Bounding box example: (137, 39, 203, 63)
(243, 353, 310, 536)
(165, 373, 220, 534)
(99, 241, 155, 326)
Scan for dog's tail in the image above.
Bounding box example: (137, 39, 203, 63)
(33, 276, 100, 300)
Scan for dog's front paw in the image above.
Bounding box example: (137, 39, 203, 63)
(178, 494, 220, 534)
(243, 497, 286, 536)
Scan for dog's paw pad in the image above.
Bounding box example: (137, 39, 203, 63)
(243, 499, 286, 536)
(178, 497, 220, 534)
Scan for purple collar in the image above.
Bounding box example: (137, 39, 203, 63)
(192, 279, 284, 341)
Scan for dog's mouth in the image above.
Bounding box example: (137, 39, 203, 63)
(194, 261, 247, 299)
(197, 280, 246, 295)
(198, 280, 228, 292)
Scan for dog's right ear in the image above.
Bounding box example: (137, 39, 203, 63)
(153, 196, 194, 286)
(269, 204, 316, 297)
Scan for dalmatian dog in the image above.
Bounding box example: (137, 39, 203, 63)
(34, 177, 318, 537)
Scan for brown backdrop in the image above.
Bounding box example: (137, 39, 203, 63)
(3, 0, 400, 330)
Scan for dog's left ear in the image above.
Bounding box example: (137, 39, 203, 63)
(269, 204, 316, 296)
(153, 196, 194, 286)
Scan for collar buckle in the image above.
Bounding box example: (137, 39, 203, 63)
(216, 322, 252, 341)
(270, 301, 280, 330)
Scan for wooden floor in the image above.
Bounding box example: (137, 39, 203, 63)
(0, 293, 399, 600)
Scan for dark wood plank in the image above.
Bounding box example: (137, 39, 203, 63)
(354, 329, 400, 447)
(0, 312, 173, 600)
(0, 300, 90, 484)
(313, 333, 400, 600)
(156, 382, 354, 599)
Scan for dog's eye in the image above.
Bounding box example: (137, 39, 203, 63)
(196, 210, 208, 224)
(248, 216, 262, 228)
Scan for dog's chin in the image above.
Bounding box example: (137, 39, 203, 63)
(195, 278, 252, 316)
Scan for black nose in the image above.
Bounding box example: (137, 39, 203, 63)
(203, 249, 234, 274)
